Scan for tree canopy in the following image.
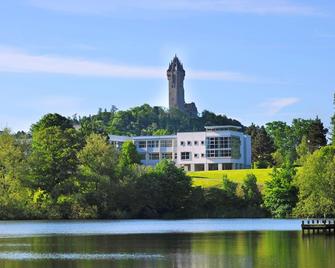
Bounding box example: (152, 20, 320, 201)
(263, 163, 298, 218)
(294, 145, 335, 217)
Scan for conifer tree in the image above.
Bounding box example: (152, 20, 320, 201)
(246, 125, 275, 167)
(307, 117, 328, 152)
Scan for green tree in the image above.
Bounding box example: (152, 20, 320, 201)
(0, 129, 32, 219)
(31, 113, 73, 132)
(201, 110, 242, 127)
(118, 141, 141, 169)
(202, 177, 242, 217)
(241, 174, 265, 217)
(241, 174, 262, 206)
(247, 125, 275, 167)
(152, 129, 171, 136)
(291, 118, 314, 143)
(78, 107, 117, 138)
(263, 163, 298, 218)
(266, 121, 295, 166)
(307, 117, 328, 152)
(294, 146, 335, 217)
(78, 133, 119, 217)
(266, 119, 318, 166)
(296, 136, 310, 166)
(129, 160, 192, 218)
(29, 114, 81, 199)
(222, 175, 238, 197)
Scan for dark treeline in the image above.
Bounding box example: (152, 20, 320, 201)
(0, 95, 335, 220)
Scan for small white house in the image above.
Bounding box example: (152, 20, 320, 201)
(109, 126, 251, 171)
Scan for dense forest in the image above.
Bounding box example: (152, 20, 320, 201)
(0, 95, 334, 220)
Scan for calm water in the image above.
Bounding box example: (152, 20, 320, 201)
(0, 219, 334, 268)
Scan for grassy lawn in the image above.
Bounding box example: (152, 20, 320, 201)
(189, 168, 273, 189)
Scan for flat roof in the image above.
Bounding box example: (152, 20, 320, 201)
(109, 134, 177, 141)
(133, 135, 177, 140)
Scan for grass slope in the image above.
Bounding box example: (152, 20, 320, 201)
(189, 168, 273, 189)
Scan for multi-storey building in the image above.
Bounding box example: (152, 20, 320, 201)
(109, 126, 251, 171)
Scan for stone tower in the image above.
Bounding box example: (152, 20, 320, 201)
(167, 55, 198, 117)
(167, 55, 185, 112)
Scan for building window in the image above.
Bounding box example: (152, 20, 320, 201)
(206, 149, 231, 158)
(148, 153, 160, 160)
(180, 141, 185, 146)
(161, 152, 173, 159)
(174, 153, 178, 160)
(201, 141, 205, 145)
(147, 140, 159, 148)
(205, 136, 234, 158)
(194, 153, 199, 158)
(138, 141, 146, 148)
(231, 136, 242, 159)
(194, 141, 198, 146)
(181, 152, 191, 160)
(160, 139, 173, 147)
(187, 141, 192, 146)
(201, 153, 205, 158)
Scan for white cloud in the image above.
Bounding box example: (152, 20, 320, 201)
(28, 0, 322, 16)
(0, 47, 253, 82)
(261, 97, 300, 115)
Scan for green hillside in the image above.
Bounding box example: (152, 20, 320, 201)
(189, 168, 273, 189)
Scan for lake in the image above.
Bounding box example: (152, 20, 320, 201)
(0, 219, 334, 268)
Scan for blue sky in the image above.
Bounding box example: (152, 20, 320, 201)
(0, 0, 334, 131)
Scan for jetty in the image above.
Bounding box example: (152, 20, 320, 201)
(301, 219, 335, 234)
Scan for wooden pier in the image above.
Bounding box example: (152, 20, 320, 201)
(301, 219, 335, 234)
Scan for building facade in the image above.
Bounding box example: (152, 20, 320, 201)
(109, 126, 251, 171)
(167, 56, 198, 117)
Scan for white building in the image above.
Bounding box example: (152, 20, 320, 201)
(109, 126, 251, 171)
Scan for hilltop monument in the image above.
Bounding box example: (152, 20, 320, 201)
(167, 55, 198, 117)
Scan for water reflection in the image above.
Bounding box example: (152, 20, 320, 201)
(0, 220, 335, 268)
(0, 252, 165, 260)
(0, 230, 334, 267)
